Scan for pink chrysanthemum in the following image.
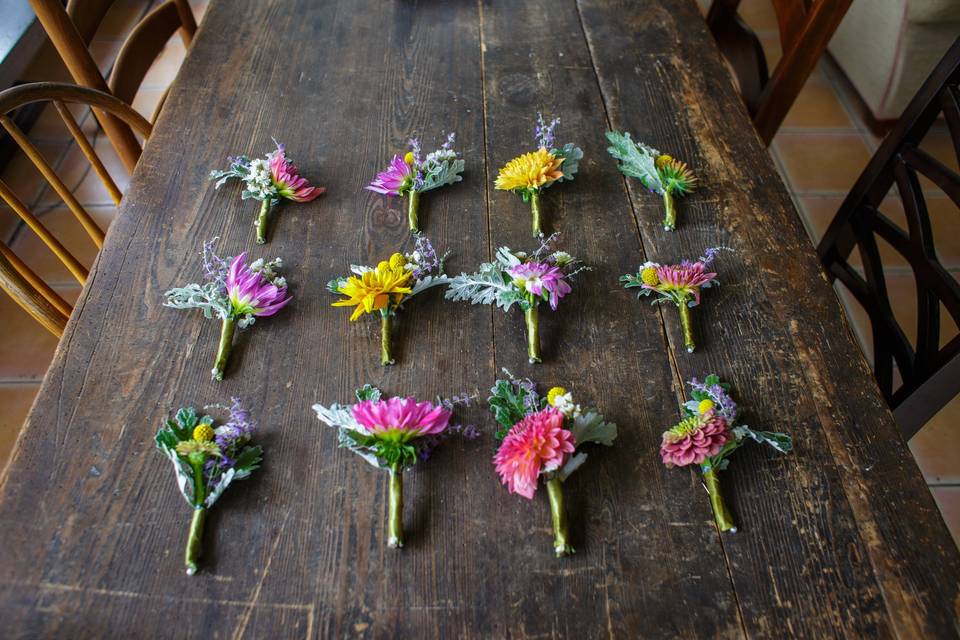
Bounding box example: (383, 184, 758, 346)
(268, 143, 324, 202)
(366, 155, 415, 196)
(507, 262, 572, 310)
(493, 408, 576, 499)
(646, 261, 716, 305)
(226, 253, 291, 317)
(660, 412, 732, 468)
(352, 397, 451, 442)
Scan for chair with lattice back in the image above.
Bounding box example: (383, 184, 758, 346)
(0, 82, 152, 337)
(706, 0, 852, 145)
(27, 0, 196, 173)
(818, 38, 960, 440)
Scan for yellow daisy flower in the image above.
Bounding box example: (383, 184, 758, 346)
(332, 262, 413, 321)
(495, 147, 565, 192)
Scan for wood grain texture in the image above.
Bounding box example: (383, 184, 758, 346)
(0, 0, 957, 637)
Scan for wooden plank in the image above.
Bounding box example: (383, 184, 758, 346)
(577, 0, 960, 636)
(477, 0, 743, 636)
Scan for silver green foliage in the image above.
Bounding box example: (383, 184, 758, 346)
(606, 130, 664, 194)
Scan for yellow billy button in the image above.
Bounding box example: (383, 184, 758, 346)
(389, 253, 407, 269)
(547, 386, 568, 407)
(698, 399, 715, 415)
(193, 424, 215, 442)
(655, 154, 674, 169)
(641, 266, 659, 287)
(404, 151, 415, 166)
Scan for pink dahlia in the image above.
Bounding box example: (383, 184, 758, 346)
(268, 143, 324, 202)
(366, 155, 415, 196)
(494, 408, 576, 499)
(660, 412, 732, 468)
(352, 397, 451, 442)
(507, 262, 572, 310)
(647, 261, 716, 305)
(226, 253, 291, 317)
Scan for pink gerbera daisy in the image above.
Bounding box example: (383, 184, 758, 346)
(352, 396, 451, 443)
(268, 143, 324, 202)
(494, 408, 576, 499)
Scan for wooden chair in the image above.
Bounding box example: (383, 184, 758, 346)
(27, 0, 195, 172)
(0, 82, 152, 337)
(818, 38, 960, 440)
(706, 0, 852, 145)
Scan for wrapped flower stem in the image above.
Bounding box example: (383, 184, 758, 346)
(185, 507, 206, 575)
(677, 300, 695, 353)
(407, 190, 421, 232)
(662, 190, 676, 231)
(660, 374, 792, 534)
(255, 200, 272, 244)
(529, 191, 542, 236)
(702, 466, 736, 533)
(546, 477, 573, 557)
(524, 304, 541, 363)
(489, 374, 617, 557)
(388, 463, 404, 548)
(380, 313, 395, 366)
(212, 317, 236, 381)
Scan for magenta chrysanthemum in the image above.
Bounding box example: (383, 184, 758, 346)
(493, 408, 576, 499)
(352, 397, 452, 442)
(366, 155, 414, 196)
(660, 411, 732, 468)
(507, 262, 572, 310)
(268, 143, 324, 202)
(226, 253, 291, 317)
(646, 261, 717, 305)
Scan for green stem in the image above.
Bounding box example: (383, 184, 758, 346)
(703, 467, 736, 532)
(185, 508, 206, 575)
(524, 303, 541, 363)
(255, 199, 272, 244)
(380, 313, 395, 366)
(407, 190, 420, 232)
(212, 316, 236, 381)
(677, 300, 695, 353)
(546, 477, 573, 557)
(662, 189, 676, 231)
(530, 190, 542, 236)
(387, 464, 404, 548)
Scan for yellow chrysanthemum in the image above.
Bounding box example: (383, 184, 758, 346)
(547, 386, 568, 407)
(175, 439, 221, 458)
(698, 399, 715, 415)
(332, 263, 413, 321)
(641, 266, 660, 286)
(193, 424, 215, 442)
(389, 253, 407, 269)
(495, 147, 565, 192)
(659, 157, 698, 195)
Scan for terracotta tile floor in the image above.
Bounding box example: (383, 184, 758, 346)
(2, 0, 958, 546)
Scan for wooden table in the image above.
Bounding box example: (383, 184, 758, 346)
(2, 0, 958, 637)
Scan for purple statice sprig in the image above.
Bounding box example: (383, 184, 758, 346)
(685, 376, 738, 422)
(416, 392, 481, 461)
(535, 113, 560, 150)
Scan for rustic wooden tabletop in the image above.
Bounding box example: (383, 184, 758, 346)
(1, 0, 958, 637)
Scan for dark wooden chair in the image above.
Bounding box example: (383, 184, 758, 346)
(818, 37, 960, 440)
(706, 0, 852, 145)
(27, 0, 195, 172)
(0, 82, 152, 337)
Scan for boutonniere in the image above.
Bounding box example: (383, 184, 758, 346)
(366, 133, 464, 232)
(446, 235, 586, 363)
(165, 239, 291, 380)
(606, 131, 698, 231)
(621, 247, 722, 353)
(495, 114, 583, 236)
(313, 386, 476, 548)
(662, 375, 792, 532)
(210, 140, 324, 244)
(329, 235, 449, 366)
(488, 374, 617, 556)
(155, 398, 262, 575)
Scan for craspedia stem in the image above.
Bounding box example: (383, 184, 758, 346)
(524, 304, 541, 363)
(212, 316, 236, 381)
(662, 189, 676, 231)
(380, 313, 395, 366)
(703, 467, 736, 533)
(387, 464, 404, 548)
(407, 190, 420, 232)
(185, 508, 206, 575)
(530, 190, 542, 236)
(546, 477, 573, 557)
(255, 199, 272, 244)
(677, 301, 695, 353)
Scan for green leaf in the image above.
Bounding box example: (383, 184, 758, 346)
(176, 407, 199, 431)
(569, 411, 618, 447)
(605, 130, 663, 194)
(487, 378, 534, 432)
(418, 158, 465, 192)
(232, 445, 263, 480)
(734, 426, 792, 454)
(327, 277, 348, 295)
(703, 374, 720, 387)
(445, 263, 515, 309)
(355, 385, 382, 402)
(557, 451, 588, 481)
(550, 143, 583, 183)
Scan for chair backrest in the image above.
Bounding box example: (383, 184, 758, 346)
(817, 38, 960, 440)
(0, 82, 152, 337)
(26, 0, 195, 171)
(706, 0, 852, 145)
